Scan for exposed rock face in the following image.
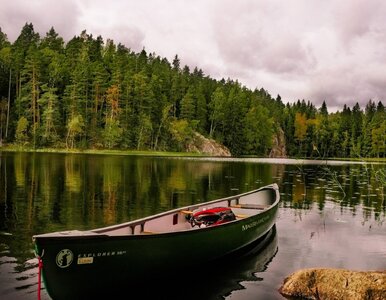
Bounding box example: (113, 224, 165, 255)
(269, 128, 287, 158)
(279, 268, 386, 300)
(186, 133, 231, 157)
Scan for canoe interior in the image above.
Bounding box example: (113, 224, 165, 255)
(43, 184, 278, 237)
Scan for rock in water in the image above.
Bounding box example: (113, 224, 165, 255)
(279, 268, 386, 300)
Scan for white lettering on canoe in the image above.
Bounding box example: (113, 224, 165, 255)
(77, 250, 126, 259)
(242, 215, 270, 231)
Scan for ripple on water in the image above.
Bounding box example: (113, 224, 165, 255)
(0, 256, 49, 299)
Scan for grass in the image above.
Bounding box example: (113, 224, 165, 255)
(0, 145, 207, 157)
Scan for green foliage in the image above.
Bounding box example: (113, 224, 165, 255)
(209, 86, 226, 138)
(244, 105, 273, 155)
(180, 86, 195, 120)
(0, 24, 385, 158)
(102, 118, 122, 149)
(38, 84, 60, 145)
(66, 114, 84, 149)
(169, 119, 197, 151)
(0, 98, 7, 141)
(371, 120, 386, 158)
(15, 116, 29, 145)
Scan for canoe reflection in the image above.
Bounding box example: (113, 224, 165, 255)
(137, 225, 278, 300)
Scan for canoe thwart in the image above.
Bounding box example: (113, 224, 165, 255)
(230, 204, 268, 210)
(235, 214, 248, 219)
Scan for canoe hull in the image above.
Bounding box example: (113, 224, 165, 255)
(34, 184, 280, 299)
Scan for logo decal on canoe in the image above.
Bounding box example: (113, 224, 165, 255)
(77, 257, 94, 265)
(56, 249, 73, 268)
(242, 215, 270, 231)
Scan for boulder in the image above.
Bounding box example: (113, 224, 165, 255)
(279, 268, 386, 300)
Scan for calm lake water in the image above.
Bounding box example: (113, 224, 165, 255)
(0, 152, 385, 300)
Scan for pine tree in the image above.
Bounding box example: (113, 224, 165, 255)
(180, 86, 195, 120)
(103, 85, 122, 148)
(38, 84, 60, 145)
(350, 103, 362, 157)
(209, 86, 226, 138)
(17, 43, 41, 147)
(244, 104, 273, 155)
(12, 23, 40, 99)
(0, 28, 12, 140)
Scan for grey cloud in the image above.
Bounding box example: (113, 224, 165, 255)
(258, 39, 317, 74)
(0, 0, 81, 42)
(89, 24, 145, 52)
(333, 0, 383, 47)
(210, 0, 386, 109)
(212, 1, 317, 77)
(305, 65, 386, 109)
(112, 26, 145, 52)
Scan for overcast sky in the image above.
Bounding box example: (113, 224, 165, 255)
(1, 0, 386, 111)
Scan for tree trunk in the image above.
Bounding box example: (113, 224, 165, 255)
(5, 68, 11, 139)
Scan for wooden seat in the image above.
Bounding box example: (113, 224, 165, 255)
(142, 230, 158, 234)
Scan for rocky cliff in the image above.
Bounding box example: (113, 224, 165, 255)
(185, 128, 286, 158)
(186, 133, 231, 157)
(270, 127, 287, 158)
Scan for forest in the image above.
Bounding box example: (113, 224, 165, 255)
(0, 23, 385, 158)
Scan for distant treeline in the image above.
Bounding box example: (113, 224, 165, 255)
(0, 23, 385, 157)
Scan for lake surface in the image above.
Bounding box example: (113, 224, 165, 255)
(0, 152, 385, 300)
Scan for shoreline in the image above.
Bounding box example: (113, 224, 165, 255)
(0, 146, 385, 163)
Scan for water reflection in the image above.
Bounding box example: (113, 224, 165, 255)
(0, 152, 385, 299)
(135, 226, 278, 300)
(279, 164, 385, 218)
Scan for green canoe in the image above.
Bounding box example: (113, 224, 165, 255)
(33, 183, 280, 299)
